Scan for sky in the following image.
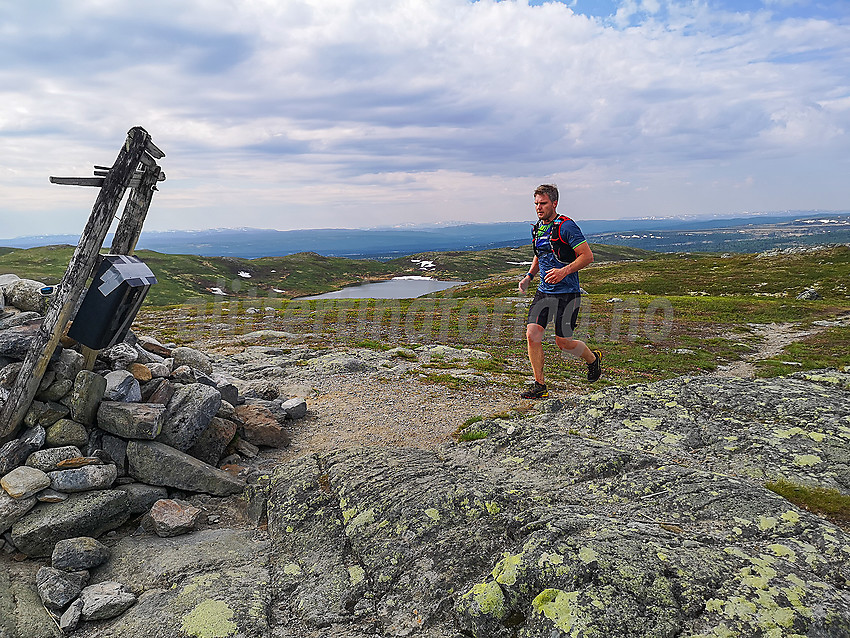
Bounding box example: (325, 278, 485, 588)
(1, 0, 849, 238)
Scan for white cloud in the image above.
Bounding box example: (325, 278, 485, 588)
(0, 0, 848, 238)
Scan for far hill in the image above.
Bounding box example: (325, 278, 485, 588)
(1, 211, 847, 258)
(0, 244, 656, 306)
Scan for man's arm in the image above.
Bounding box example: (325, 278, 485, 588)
(543, 242, 593, 284)
(519, 255, 540, 293)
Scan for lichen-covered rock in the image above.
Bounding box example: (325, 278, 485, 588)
(262, 370, 850, 637)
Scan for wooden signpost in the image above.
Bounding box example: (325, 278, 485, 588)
(0, 126, 166, 441)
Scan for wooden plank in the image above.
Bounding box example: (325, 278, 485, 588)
(111, 164, 162, 255)
(50, 173, 165, 189)
(0, 126, 155, 440)
(50, 177, 105, 187)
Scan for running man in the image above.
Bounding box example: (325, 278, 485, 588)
(518, 184, 601, 398)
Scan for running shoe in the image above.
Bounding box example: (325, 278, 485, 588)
(521, 381, 549, 399)
(587, 350, 602, 382)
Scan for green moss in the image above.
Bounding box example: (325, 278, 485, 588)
(181, 599, 237, 638)
(766, 479, 850, 526)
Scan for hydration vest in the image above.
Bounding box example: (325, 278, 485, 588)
(532, 215, 577, 265)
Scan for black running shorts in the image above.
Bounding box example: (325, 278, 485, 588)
(526, 291, 581, 338)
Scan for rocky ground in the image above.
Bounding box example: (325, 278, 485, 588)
(3, 320, 850, 637)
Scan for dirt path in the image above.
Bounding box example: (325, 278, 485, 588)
(715, 322, 818, 378)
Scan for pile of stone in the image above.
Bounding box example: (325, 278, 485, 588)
(0, 275, 307, 631)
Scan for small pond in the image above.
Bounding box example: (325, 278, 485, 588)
(299, 277, 467, 300)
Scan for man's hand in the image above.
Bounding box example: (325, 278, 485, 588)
(544, 266, 568, 284)
(518, 275, 530, 293)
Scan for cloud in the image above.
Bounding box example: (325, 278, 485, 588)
(0, 0, 848, 238)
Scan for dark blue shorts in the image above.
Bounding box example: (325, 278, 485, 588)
(527, 291, 581, 338)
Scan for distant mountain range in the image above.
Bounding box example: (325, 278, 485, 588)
(2, 211, 847, 259)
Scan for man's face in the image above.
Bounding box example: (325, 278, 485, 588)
(534, 194, 557, 222)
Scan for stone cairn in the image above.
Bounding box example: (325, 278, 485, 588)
(0, 275, 307, 632)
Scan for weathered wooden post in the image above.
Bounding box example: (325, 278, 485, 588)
(0, 126, 163, 440)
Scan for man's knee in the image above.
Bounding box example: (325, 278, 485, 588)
(526, 323, 544, 343)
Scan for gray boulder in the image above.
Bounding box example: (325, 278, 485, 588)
(0, 438, 36, 475)
(69, 370, 107, 425)
(113, 482, 169, 515)
(0, 491, 37, 534)
(100, 342, 138, 369)
(171, 346, 213, 374)
(157, 383, 221, 451)
(36, 566, 87, 611)
(103, 370, 141, 402)
(1, 465, 51, 499)
(26, 445, 82, 472)
(48, 464, 117, 493)
(79, 581, 136, 620)
(281, 397, 308, 420)
(52, 536, 110, 571)
(0, 320, 44, 359)
(185, 416, 237, 466)
(45, 418, 89, 448)
(23, 399, 69, 428)
(97, 401, 165, 439)
(127, 440, 245, 496)
(11, 489, 131, 557)
(5, 278, 49, 314)
(52, 348, 86, 382)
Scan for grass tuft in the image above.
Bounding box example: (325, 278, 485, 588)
(765, 478, 850, 527)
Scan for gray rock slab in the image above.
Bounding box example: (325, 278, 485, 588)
(0, 554, 60, 638)
(36, 565, 87, 611)
(45, 418, 89, 448)
(82, 528, 270, 637)
(97, 401, 165, 439)
(79, 581, 136, 620)
(26, 445, 83, 472)
(0, 491, 37, 534)
(48, 464, 118, 493)
(11, 489, 131, 557)
(171, 346, 213, 374)
(113, 482, 168, 515)
(1, 465, 51, 499)
(0, 438, 35, 475)
(103, 369, 141, 402)
(70, 369, 107, 425)
(52, 536, 110, 571)
(127, 441, 245, 496)
(262, 370, 850, 637)
(157, 383, 221, 451)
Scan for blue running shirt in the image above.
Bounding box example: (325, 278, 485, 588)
(534, 217, 587, 294)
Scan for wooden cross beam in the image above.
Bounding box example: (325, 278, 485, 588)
(0, 126, 164, 441)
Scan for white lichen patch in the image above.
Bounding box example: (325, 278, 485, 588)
(424, 508, 441, 521)
(624, 417, 663, 430)
(792, 454, 822, 467)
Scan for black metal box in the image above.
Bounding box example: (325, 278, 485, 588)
(68, 254, 157, 350)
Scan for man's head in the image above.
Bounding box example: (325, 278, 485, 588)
(534, 184, 559, 222)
